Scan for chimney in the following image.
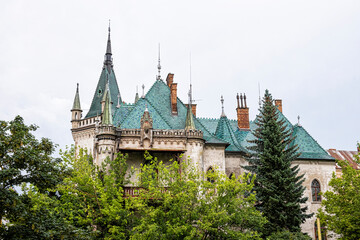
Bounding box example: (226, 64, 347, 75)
(275, 99, 282, 113)
(166, 73, 174, 88)
(171, 83, 178, 115)
(236, 93, 250, 130)
(185, 104, 197, 117)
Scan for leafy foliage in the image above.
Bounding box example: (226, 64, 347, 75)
(318, 144, 360, 240)
(131, 152, 266, 240)
(0, 116, 69, 238)
(267, 230, 311, 240)
(56, 148, 135, 239)
(244, 90, 311, 236)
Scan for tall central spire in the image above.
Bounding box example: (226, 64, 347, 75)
(104, 20, 113, 67)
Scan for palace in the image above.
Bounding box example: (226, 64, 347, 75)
(71, 27, 335, 239)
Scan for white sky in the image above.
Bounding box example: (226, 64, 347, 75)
(0, 0, 359, 152)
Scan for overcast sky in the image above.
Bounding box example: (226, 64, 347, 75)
(1, 0, 359, 152)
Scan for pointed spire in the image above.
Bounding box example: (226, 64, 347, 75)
(102, 87, 113, 125)
(104, 20, 113, 67)
(185, 85, 196, 130)
(185, 104, 196, 131)
(156, 43, 161, 80)
(297, 115, 301, 127)
(134, 86, 139, 103)
(221, 95, 226, 117)
(72, 83, 81, 110)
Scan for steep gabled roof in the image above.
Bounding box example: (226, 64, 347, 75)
(291, 124, 334, 160)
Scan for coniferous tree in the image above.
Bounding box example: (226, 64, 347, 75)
(244, 90, 312, 236)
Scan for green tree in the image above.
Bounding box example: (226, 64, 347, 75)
(131, 152, 266, 240)
(318, 144, 360, 240)
(55, 148, 135, 239)
(0, 116, 68, 237)
(244, 90, 311, 236)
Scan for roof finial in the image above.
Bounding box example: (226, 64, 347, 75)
(142, 84, 145, 98)
(298, 115, 301, 126)
(156, 43, 161, 80)
(258, 82, 261, 107)
(221, 95, 226, 117)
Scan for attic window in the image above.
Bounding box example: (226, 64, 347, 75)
(98, 89, 102, 96)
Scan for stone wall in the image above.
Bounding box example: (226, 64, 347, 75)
(295, 160, 335, 239)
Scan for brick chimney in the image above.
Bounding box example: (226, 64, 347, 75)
(166, 73, 174, 87)
(275, 99, 282, 113)
(170, 83, 178, 115)
(236, 93, 250, 130)
(185, 104, 197, 117)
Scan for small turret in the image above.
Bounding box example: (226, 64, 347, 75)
(71, 83, 82, 128)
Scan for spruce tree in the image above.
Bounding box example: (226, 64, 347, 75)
(244, 90, 312, 236)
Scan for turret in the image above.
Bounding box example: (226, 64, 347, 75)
(71, 83, 82, 128)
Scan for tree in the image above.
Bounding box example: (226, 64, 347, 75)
(244, 90, 311, 236)
(318, 144, 360, 240)
(0, 116, 69, 237)
(55, 148, 136, 239)
(131, 152, 266, 240)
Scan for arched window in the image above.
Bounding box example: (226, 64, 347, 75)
(207, 167, 215, 183)
(229, 173, 234, 179)
(311, 179, 321, 202)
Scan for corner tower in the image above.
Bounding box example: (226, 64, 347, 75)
(85, 24, 121, 118)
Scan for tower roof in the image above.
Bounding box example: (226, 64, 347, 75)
(72, 83, 81, 110)
(85, 27, 121, 118)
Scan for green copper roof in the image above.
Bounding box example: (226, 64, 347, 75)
(112, 80, 227, 145)
(72, 83, 81, 110)
(85, 67, 121, 118)
(215, 116, 245, 152)
(185, 105, 196, 130)
(102, 89, 113, 125)
(291, 124, 334, 160)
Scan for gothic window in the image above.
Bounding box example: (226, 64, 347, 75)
(207, 167, 215, 183)
(311, 179, 321, 202)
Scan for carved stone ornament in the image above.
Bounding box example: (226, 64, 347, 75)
(140, 108, 153, 147)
